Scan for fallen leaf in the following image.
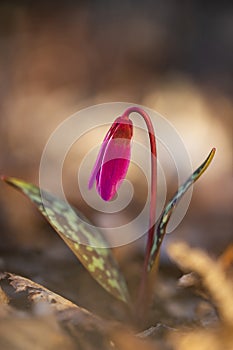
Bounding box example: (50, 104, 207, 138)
(167, 242, 233, 326)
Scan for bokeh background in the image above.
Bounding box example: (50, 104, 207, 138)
(0, 1, 232, 259)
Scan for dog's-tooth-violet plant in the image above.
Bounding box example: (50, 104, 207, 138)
(88, 107, 157, 312)
(1, 105, 216, 325)
(87, 106, 215, 316)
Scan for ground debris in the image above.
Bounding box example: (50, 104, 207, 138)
(0, 272, 158, 350)
(167, 242, 233, 350)
(1, 241, 233, 350)
(0, 314, 76, 350)
(168, 242, 233, 326)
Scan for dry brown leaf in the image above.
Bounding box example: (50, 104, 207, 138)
(0, 285, 9, 304)
(6, 272, 86, 310)
(111, 328, 161, 350)
(178, 272, 210, 301)
(167, 242, 233, 326)
(219, 244, 233, 271)
(169, 326, 233, 350)
(0, 316, 76, 350)
(178, 243, 233, 299)
(0, 272, 166, 349)
(0, 273, 122, 349)
(1, 272, 157, 349)
(0, 272, 110, 329)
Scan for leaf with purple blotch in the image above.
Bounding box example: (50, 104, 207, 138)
(1, 176, 130, 303)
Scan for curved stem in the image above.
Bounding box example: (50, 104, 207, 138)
(122, 106, 157, 314)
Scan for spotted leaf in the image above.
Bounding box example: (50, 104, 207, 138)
(148, 148, 216, 272)
(1, 176, 130, 303)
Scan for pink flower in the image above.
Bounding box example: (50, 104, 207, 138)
(88, 116, 133, 201)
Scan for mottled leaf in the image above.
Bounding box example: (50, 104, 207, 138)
(1, 177, 130, 303)
(148, 148, 216, 272)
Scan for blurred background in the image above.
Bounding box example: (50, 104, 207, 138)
(0, 1, 232, 259)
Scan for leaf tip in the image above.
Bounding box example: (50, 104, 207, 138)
(211, 147, 216, 156)
(0, 175, 7, 181)
(204, 147, 216, 170)
(1, 176, 17, 187)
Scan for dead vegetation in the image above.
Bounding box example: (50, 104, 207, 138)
(0, 242, 233, 350)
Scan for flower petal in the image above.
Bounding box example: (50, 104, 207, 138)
(88, 139, 108, 190)
(89, 116, 133, 201)
(88, 121, 119, 190)
(97, 138, 131, 200)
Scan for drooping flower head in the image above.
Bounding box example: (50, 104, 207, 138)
(88, 115, 133, 201)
